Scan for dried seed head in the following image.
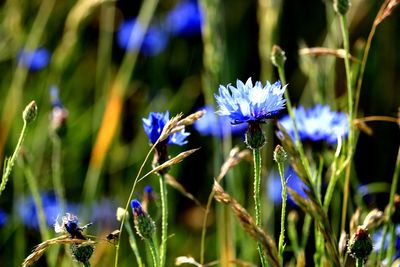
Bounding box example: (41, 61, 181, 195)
(338, 231, 348, 256)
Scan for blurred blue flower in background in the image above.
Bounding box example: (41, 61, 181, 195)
(194, 106, 248, 137)
(267, 167, 308, 206)
(372, 225, 400, 264)
(17, 47, 50, 71)
(117, 19, 169, 56)
(50, 86, 69, 137)
(143, 111, 190, 145)
(17, 191, 77, 229)
(165, 0, 203, 37)
(279, 105, 348, 145)
(0, 209, 8, 228)
(215, 78, 286, 125)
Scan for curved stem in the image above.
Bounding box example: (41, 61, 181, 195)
(253, 149, 267, 266)
(159, 174, 168, 267)
(0, 122, 27, 196)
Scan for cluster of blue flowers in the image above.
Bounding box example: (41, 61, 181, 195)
(117, 0, 202, 56)
(279, 105, 349, 145)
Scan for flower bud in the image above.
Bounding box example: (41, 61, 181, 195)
(131, 199, 155, 240)
(333, 0, 350, 15)
(23, 101, 38, 124)
(271, 45, 286, 69)
(245, 122, 266, 150)
(70, 242, 94, 265)
(347, 226, 373, 262)
(273, 145, 287, 164)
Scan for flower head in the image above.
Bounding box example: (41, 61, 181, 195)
(117, 19, 169, 56)
(194, 106, 247, 137)
(142, 111, 190, 145)
(131, 199, 155, 239)
(165, 0, 203, 37)
(50, 86, 69, 137)
(54, 213, 89, 240)
(279, 105, 349, 145)
(17, 47, 50, 71)
(215, 78, 286, 125)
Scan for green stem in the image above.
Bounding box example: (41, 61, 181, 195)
(124, 221, 144, 267)
(0, 122, 27, 197)
(339, 13, 355, 234)
(147, 237, 159, 267)
(277, 161, 286, 263)
(83, 262, 91, 267)
(378, 145, 400, 262)
(159, 175, 168, 267)
(253, 149, 267, 267)
(356, 258, 364, 267)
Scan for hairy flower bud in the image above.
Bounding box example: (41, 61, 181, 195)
(347, 226, 373, 262)
(131, 199, 155, 240)
(271, 45, 286, 69)
(70, 242, 94, 265)
(245, 122, 266, 150)
(23, 101, 38, 125)
(273, 144, 287, 163)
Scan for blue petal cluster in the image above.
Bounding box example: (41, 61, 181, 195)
(267, 167, 308, 207)
(143, 111, 190, 146)
(17, 191, 78, 229)
(17, 47, 50, 71)
(194, 106, 247, 137)
(165, 0, 203, 37)
(215, 78, 286, 125)
(131, 199, 144, 216)
(279, 105, 349, 144)
(117, 19, 169, 56)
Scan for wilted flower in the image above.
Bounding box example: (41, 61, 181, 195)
(194, 106, 247, 137)
(17, 47, 50, 71)
(165, 0, 203, 37)
(215, 78, 286, 125)
(279, 105, 348, 145)
(54, 213, 90, 240)
(143, 111, 190, 146)
(117, 19, 169, 56)
(50, 86, 68, 137)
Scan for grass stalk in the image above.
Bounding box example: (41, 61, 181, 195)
(124, 221, 144, 267)
(51, 135, 65, 212)
(147, 237, 159, 267)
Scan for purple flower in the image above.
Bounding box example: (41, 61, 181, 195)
(215, 78, 286, 125)
(165, 0, 203, 37)
(17, 47, 50, 71)
(194, 106, 248, 137)
(279, 105, 348, 145)
(142, 111, 190, 145)
(117, 19, 169, 56)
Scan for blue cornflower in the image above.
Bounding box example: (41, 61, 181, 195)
(0, 209, 8, 228)
(142, 111, 190, 146)
(17, 192, 77, 229)
(194, 106, 248, 137)
(54, 213, 90, 240)
(215, 78, 286, 125)
(117, 19, 169, 56)
(50, 86, 69, 137)
(165, 0, 203, 37)
(131, 199, 144, 216)
(279, 105, 349, 145)
(267, 167, 308, 207)
(17, 47, 50, 71)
